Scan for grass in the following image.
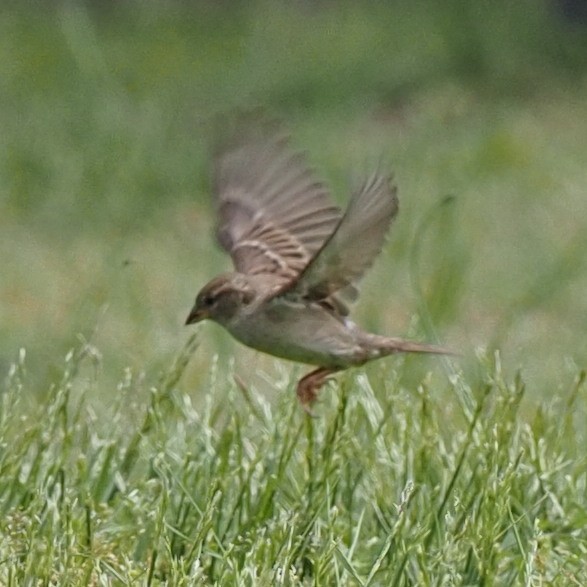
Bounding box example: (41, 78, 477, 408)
(2, 0, 587, 584)
(1, 339, 586, 584)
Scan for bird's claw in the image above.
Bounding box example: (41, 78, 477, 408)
(296, 367, 340, 416)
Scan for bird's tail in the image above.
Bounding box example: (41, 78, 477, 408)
(362, 333, 457, 358)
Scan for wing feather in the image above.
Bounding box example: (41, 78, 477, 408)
(277, 173, 398, 307)
(214, 123, 341, 287)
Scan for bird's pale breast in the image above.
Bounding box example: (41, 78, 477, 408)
(224, 299, 364, 368)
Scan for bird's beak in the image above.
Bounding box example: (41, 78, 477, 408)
(185, 306, 208, 325)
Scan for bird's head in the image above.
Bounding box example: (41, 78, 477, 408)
(185, 273, 255, 326)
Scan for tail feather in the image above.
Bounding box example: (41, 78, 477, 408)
(362, 334, 457, 359)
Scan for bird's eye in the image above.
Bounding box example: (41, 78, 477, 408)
(201, 294, 215, 307)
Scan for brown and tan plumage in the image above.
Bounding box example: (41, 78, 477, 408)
(186, 121, 451, 411)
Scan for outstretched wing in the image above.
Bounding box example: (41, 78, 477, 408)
(276, 173, 398, 309)
(214, 123, 341, 288)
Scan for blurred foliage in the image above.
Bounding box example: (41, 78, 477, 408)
(1, 0, 587, 398)
(2, 0, 587, 227)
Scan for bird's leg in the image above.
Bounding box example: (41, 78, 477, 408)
(296, 367, 340, 413)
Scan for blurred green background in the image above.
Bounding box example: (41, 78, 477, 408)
(2, 0, 587, 403)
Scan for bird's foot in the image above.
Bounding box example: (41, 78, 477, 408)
(296, 367, 339, 415)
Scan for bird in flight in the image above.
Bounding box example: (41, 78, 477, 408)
(186, 120, 451, 411)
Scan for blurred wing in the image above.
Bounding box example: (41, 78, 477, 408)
(277, 173, 398, 309)
(214, 123, 341, 289)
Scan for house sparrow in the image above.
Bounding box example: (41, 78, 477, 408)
(186, 122, 451, 410)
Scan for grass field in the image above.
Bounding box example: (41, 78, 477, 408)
(1, 1, 587, 584)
